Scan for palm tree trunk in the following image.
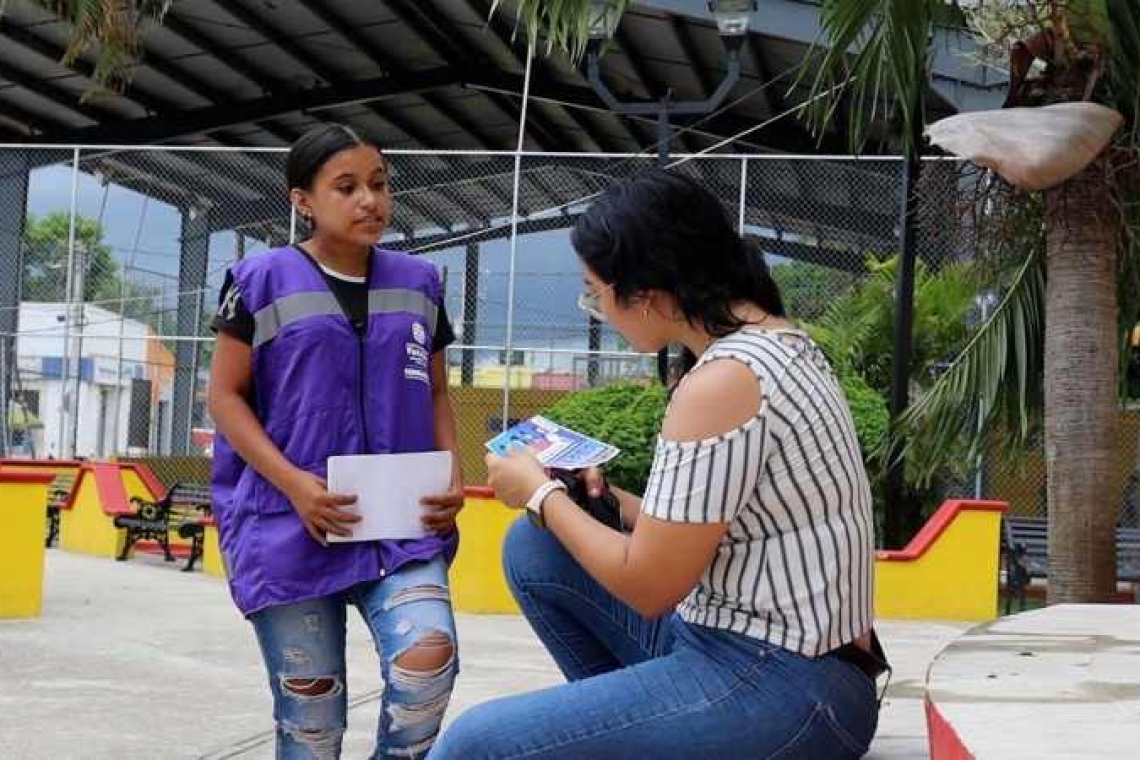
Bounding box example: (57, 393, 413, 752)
(1045, 158, 1120, 603)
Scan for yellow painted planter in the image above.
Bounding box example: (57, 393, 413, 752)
(0, 472, 55, 618)
(449, 490, 522, 614)
(203, 523, 226, 579)
(874, 500, 1007, 621)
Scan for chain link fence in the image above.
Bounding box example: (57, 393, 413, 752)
(0, 144, 1124, 518)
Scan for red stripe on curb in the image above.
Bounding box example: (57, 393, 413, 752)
(926, 698, 976, 760)
(876, 500, 1007, 562)
(0, 471, 57, 484)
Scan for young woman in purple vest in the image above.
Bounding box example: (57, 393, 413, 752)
(209, 124, 464, 760)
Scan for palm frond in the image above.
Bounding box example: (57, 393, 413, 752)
(800, 0, 945, 153)
(1105, 1, 1140, 392)
(1106, 0, 1140, 133)
(7, 1, 172, 96)
(489, 0, 629, 63)
(889, 244, 1046, 485)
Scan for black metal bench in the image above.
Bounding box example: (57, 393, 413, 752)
(1003, 515, 1140, 613)
(45, 473, 76, 548)
(113, 482, 212, 572)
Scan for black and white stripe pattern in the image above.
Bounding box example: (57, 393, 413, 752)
(642, 328, 874, 657)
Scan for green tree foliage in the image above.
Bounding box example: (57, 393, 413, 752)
(22, 212, 120, 303)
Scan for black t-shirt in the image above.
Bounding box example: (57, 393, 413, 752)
(212, 256, 456, 352)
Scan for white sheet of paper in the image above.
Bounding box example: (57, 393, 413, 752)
(325, 451, 453, 542)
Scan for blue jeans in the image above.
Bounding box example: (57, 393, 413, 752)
(429, 518, 877, 760)
(250, 556, 458, 760)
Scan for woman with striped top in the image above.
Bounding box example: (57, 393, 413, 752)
(430, 170, 884, 760)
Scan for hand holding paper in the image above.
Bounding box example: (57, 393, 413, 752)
(485, 416, 619, 469)
(326, 451, 454, 542)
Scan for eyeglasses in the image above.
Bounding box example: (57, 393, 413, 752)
(577, 282, 614, 322)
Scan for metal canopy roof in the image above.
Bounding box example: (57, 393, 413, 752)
(0, 0, 1004, 153)
(0, 1, 991, 261)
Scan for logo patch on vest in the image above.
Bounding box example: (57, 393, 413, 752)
(405, 321, 431, 385)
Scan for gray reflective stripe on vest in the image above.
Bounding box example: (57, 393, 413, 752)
(252, 288, 438, 348)
(369, 289, 438, 335)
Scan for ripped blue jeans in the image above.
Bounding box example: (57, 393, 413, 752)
(250, 557, 458, 760)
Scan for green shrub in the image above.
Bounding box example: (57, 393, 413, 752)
(840, 371, 890, 461)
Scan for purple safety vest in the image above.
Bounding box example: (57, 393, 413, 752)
(211, 245, 457, 616)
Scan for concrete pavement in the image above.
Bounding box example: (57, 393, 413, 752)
(0, 550, 966, 759)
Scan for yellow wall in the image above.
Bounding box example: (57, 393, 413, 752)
(203, 525, 226, 579)
(0, 479, 51, 618)
(874, 506, 1005, 621)
(450, 387, 569, 486)
(449, 495, 522, 614)
(59, 471, 124, 559)
(448, 495, 1008, 621)
(448, 366, 536, 389)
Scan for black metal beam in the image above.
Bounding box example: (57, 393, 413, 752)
(381, 210, 869, 272)
(468, 69, 800, 153)
(0, 19, 174, 114)
(464, 0, 622, 152)
(305, 0, 463, 150)
(0, 97, 66, 135)
(434, 185, 491, 225)
(746, 35, 778, 115)
(386, 212, 581, 251)
(615, 26, 701, 154)
(304, 0, 503, 149)
(213, 3, 339, 87)
(385, 0, 563, 150)
(213, 154, 597, 235)
(750, 236, 867, 272)
(41, 68, 461, 145)
(0, 19, 297, 144)
(162, 13, 284, 94)
(0, 60, 104, 123)
(669, 18, 715, 98)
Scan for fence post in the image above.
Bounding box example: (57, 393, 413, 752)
(172, 204, 210, 455)
(0, 151, 31, 456)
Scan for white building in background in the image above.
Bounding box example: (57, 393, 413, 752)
(12, 302, 175, 459)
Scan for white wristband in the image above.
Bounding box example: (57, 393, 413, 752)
(526, 479, 567, 518)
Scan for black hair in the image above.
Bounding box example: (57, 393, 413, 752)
(570, 170, 785, 338)
(285, 123, 381, 191)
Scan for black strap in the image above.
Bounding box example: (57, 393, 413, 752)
(831, 629, 892, 707)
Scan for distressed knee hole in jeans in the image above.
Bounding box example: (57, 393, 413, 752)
(384, 584, 451, 611)
(281, 675, 344, 700)
(382, 735, 438, 758)
(386, 631, 457, 740)
(280, 721, 344, 760)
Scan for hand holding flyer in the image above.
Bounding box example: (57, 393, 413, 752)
(485, 415, 619, 470)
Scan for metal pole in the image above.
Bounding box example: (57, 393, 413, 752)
(737, 158, 749, 233)
(655, 96, 671, 386)
(462, 239, 479, 386)
(69, 250, 86, 458)
(501, 41, 535, 432)
(58, 147, 81, 459)
(0, 345, 8, 455)
(973, 294, 993, 499)
(884, 90, 925, 549)
(111, 196, 149, 457)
